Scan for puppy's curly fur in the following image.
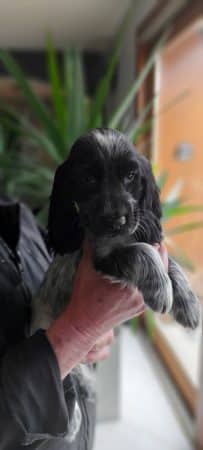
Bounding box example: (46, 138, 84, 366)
(31, 128, 200, 333)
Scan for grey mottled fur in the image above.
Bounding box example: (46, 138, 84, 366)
(31, 128, 200, 335)
(168, 257, 200, 329)
(31, 250, 80, 334)
(31, 242, 174, 334)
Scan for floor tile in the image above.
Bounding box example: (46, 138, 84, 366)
(94, 328, 194, 450)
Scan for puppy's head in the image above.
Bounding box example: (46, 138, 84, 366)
(48, 128, 162, 255)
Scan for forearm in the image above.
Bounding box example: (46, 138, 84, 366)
(46, 308, 96, 379)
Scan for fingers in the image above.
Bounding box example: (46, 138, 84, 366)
(81, 329, 114, 364)
(160, 241, 169, 271)
(130, 288, 145, 312)
(133, 299, 145, 316)
(154, 241, 169, 272)
(158, 241, 169, 271)
(82, 346, 111, 364)
(94, 329, 114, 349)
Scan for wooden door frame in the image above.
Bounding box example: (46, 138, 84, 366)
(136, 0, 203, 417)
(135, 0, 203, 160)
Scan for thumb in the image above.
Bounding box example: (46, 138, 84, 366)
(158, 241, 168, 272)
(79, 239, 96, 274)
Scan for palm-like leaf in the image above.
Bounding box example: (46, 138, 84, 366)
(0, 24, 168, 215)
(1, 113, 61, 164)
(127, 97, 155, 142)
(167, 245, 195, 272)
(88, 3, 136, 129)
(156, 171, 168, 190)
(65, 49, 86, 149)
(46, 34, 67, 142)
(166, 221, 203, 236)
(0, 49, 64, 153)
(162, 204, 203, 221)
(0, 124, 5, 154)
(128, 89, 189, 145)
(108, 30, 170, 129)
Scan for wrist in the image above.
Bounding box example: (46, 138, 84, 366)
(46, 308, 96, 379)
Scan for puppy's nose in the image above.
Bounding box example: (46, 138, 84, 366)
(113, 215, 127, 230)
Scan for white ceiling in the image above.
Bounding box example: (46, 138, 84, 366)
(0, 0, 132, 50)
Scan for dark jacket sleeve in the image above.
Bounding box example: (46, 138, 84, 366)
(0, 330, 69, 448)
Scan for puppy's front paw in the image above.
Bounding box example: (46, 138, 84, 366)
(171, 288, 200, 329)
(94, 243, 174, 316)
(169, 257, 200, 329)
(145, 272, 173, 315)
(132, 243, 173, 314)
(172, 297, 200, 329)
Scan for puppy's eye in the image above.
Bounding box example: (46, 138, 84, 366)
(85, 174, 97, 185)
(124, 171, 136, 184)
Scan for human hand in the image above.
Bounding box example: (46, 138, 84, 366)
(46, 242, 144, 378)
(81, 329, 114, 364)
(68, 241, 145, 343)
(47, 240, 168, 378)
(80, 242, 168, 365)
(69, 240, 168, 343)
(154, 241, 168, 271)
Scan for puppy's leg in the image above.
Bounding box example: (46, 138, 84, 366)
(168, 257, 200, 329)
(95, 243, 173, 314)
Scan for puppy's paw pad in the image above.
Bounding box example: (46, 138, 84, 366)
(146, 274, 173, 314)
(172, 293, 200, 329)
(162, 274, 173, 313)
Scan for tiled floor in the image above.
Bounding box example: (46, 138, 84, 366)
(94, 327, 194, 450)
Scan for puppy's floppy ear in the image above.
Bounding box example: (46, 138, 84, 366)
(48, 159, 84, 254)
(139, 155, 162, 219)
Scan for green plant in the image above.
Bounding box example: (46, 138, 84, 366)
(0, 11, 168, 217)
(157, 172, 203, 269)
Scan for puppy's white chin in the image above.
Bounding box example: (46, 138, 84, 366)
(130, 219, 140, 235)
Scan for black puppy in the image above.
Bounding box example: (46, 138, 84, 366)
(31, 128, 200, 333)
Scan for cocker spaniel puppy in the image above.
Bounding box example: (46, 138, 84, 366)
(31, 128, 200, 333)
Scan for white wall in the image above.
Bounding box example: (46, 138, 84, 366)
(108, 0, 156, 125)
(0, 0, 131, 50)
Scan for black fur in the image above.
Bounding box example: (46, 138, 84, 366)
(46, 128, 200, 329)
(48, 129, 162, 251)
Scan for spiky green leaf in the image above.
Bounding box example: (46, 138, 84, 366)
(162, 204, 203, 221)
(1, 112, 62, 164)
(0, 125, 5, 154)
(46, 34, 67, 138)
(108, 30, 170, 129)
(169, 247, 195, 271)
(65, 49, 86, 149)
(0, 48, 64, 152)
(88, 3, 135, 129)
(144, 309, 156, 338)
(166, 221, 203, 236)
(156, 171, 168, 190)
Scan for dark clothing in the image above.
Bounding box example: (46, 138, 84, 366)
(0, 199, 96, 449)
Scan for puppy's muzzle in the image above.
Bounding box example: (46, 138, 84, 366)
(102, 214, 127, 232)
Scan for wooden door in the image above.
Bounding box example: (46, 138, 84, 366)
(154, 19, 203, 295)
